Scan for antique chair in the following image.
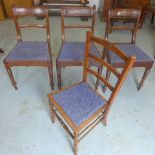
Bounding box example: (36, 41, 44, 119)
(56, 5, 101, 89)
(48, 31, 136, 155)
(104, 8, 154, 90)
(3, 6, 54, 90)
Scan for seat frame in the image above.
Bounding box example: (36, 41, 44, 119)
(48, 31, 136, 155)
(3, 5, 54, 90)
(104, 8, 154, 90)
(56, 5, 96, 89)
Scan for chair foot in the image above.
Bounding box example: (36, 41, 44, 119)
(138, 66, 152, 90)
(49, 100, 55, 123)
(4, 62, 18, 90)
(48, 63, 54, 90)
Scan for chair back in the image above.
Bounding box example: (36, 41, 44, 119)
(61, 5, 96, 42)
(83, 31, 136, 109)
(105, 8, 141, 44)
(12, 5, 51, 43)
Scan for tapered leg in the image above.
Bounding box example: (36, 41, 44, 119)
(56, 61, 62, 89)
(74, 132, 78, 155)
(138, 65, 152, 90)
(49, 100, 55, 123)
(4, 63, 17, 90)
(48, 62, 54, 90)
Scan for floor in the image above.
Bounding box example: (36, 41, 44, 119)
(0, 14, 155, 155)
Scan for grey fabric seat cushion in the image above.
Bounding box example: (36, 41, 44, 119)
(58, 42, 100, 62)
(5, 41, 50, 61)
(109, 43, 153, 65)
(54, 82, 106, 126)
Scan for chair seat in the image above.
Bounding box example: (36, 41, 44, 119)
(57, 42, 100, 62)
(109, 43, 153, 65)
(53, 82, 107, 126)
(5, 41, 50, 61)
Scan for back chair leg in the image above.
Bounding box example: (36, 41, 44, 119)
(4, 63, 17, 90)
(48, 63, 54, 90)
(74, 132, 79, 155)
(102, 69, 111, 92)
(138, 65, 153, 90)
(56, 62, 62, 89)
(95, 66, 102, 90)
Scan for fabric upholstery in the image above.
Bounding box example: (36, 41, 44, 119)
(58, 42, 100, 62)
(5, 41, 50, 61)
(54, 82, 106, 126)
(109, 43, 153, 65)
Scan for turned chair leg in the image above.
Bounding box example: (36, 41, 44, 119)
(4, 63, 17, 90)
(56, 62, 62, 89)
(48, 63, 54, 90)
(138, 65, 153, 90)
(74, 132, 79, 155)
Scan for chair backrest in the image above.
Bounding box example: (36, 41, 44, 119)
(12, 5, 51, 43)
(61, 5, 96, 42)
(105, 8, 141, 44)
(83, 31, 136, 110)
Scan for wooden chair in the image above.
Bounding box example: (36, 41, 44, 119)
(48, 31, 136, 155)
(56, 5, 101, 89)
(3, 6, 54, 90)
(104, 8, 154, 90)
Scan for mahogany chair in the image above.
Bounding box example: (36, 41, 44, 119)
(56, 5, 101, 89)
(3, 6, 54, 90)
(48, 31, 136, 155)
(104, 8, 154, 90)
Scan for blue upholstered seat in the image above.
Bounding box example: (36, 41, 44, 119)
(109, 43, 153, 65)
(58, 42, 100, 62)
(5, 41, 50, 61)
(54, 82, 107, 126)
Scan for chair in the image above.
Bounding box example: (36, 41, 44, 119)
(104, 8, 154, 90)
(48, 31, 136, 155)
(56, 5, 101, 89)
(3, 6, 54, 90)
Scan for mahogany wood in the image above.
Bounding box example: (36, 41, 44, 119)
(3, 5, 54, 90)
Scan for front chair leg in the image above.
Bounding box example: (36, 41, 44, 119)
(4, 63, 17, 90)
(49, 100, 55, 123)
(74, 132, 79, 155)
(56, 62, 62, 89)
(48, 63, 54, 90)
(138, 65, 152, 90)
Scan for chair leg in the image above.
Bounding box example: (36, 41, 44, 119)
(74, 132, 79, 155)
(48, 63, 54, 90)
(95, 66, 102, 90)
(4, 63, 17, 90)
(138, 66, 152, 90)
(102, 111, 108, 126)
(56, 61, 62, 89)
(49, 100, 55, 123)
(151, 13, 155, 24)
(102, 69, 111, 92)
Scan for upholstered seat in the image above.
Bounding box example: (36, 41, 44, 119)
(54, 82, 106, 126)
(109, 44, 153, 65)
(5, 41, 50, 61)
(58, 42, 100, 62)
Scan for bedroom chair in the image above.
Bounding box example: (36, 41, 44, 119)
(3, 5, 54, 90)
(48, 31, 136, 155)
(56, 5, 101, 89)
(104, 8, 154, 90)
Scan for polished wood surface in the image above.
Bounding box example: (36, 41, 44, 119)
(102, 0, 150, 21)
(3, 0, 32, 17)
